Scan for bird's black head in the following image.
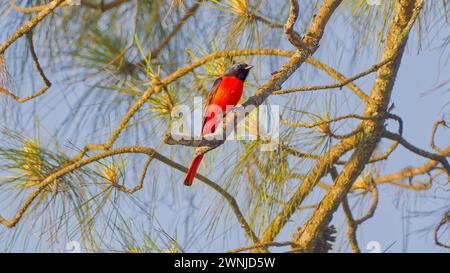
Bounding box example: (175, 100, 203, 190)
(223, 62, 253, 81)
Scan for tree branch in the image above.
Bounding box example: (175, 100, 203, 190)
(250, 0, 345, 250)
(368, 113, 403, 162)
(284, 0, 304, 50)
(435, 210, 450, 249)
(8, 0, 132, 13)
(249, 13, 284, 29)
(281, 113, 383, 129)
(382, 130, 450, 175)
(374, 145, 450, 189)
(273, 57, 393, 99)
(292, 0, 424, 252)
(76, 49, 296, 160)
(228, 241, 295, 253)
(191, 0, 343, 161)
(0, 0, 66, 55)
(430, 119, 449, 155)
(0, 32, 51, 103)
(0, 146, 260, 247)
(79, 0, 132, 11)
(281, 144, 346, 165)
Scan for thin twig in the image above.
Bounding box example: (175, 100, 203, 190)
(304, 58, 372, 103)
(434, 210, 450, 249)
(134, 0, 204, 68)
(107, 155, 153, 193)
(273, 57, 394, 96)
(0, 32, 51, 103)
(383, 130, 450, 175)
(150, 0, 204, 60)
(8, 0, 132, 13)
(228, 241, 295, 253)
(374, 144, 449, 189)
(281, 144, 346, 165)
(281, 113, 382, 129)
(80, 0, 132, 11)
(7, 0, 64, 13)
(248, 13, 284, 29)
(0, 0, 66, 55)
(430, 119, 449, 155)
(101, 0, 140, 72)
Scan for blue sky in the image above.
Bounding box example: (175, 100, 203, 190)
(0, 1, 448, 253)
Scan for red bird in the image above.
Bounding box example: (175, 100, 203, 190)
(184, 63, 253, 186)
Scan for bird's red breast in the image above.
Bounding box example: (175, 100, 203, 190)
(202, 76, 244, 135)
(209, 76, 244, 109)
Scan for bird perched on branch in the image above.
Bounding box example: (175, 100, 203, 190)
(184, 62, 253, 186)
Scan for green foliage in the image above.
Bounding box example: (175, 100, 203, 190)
(0, 0, 447, 253)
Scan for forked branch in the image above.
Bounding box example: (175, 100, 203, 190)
(382, 131, 450, 175)
(0, 0, 66, 54)
(0, 146, 260, 248)
(435, 210, 450, 249)
(0, 32, 51, 103)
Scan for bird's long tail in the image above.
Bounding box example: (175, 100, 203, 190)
(184, 154, 204, 186)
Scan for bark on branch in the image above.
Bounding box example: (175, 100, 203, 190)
(292, 0, 424, 252)
(382, 130, 450, 175)
(0, 0, 66, 55)
(0, 146, 260, 247)
(0, 32, 51, 103)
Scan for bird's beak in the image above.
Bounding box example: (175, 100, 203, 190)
(245, 65, 253, 70)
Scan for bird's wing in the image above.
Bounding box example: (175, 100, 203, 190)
(202, 77, 222, 129)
